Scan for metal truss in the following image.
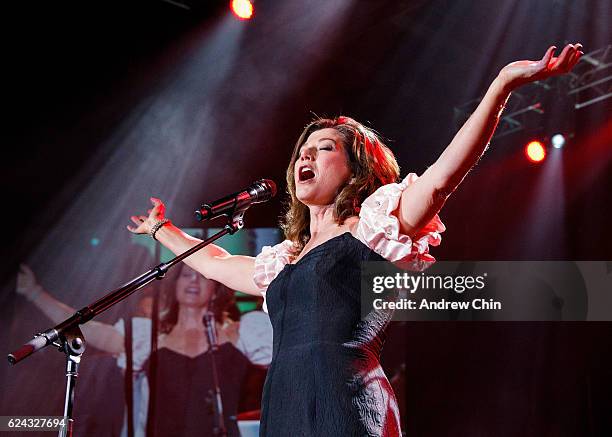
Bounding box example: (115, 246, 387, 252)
(454, 82, 548, 139)
(567, 45, 612, 109)
(454, 45, 611, 138)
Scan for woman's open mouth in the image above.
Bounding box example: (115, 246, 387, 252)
(185, 287, 200, 295)
(298, 165, 316, 183)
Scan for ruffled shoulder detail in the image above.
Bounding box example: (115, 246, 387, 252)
(253, 240, 294, 312)
(356, 173, 446, 271)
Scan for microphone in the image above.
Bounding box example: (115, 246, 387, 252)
(195, 179, 277, 221)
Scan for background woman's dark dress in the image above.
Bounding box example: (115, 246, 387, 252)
(260, 232, 401, 436)
(145, 343, 249, 437)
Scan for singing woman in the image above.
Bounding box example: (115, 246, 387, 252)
(128, 43, 583, 436)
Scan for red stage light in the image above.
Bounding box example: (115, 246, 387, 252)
(525, 140, 546, 163)
(230, 0, 253, 20)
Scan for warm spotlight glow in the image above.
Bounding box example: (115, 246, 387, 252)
(551, 134, 566, 149)
(525, 140, 546, 163)
(230, 0, 253, 20)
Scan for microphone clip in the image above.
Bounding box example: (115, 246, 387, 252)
(224, 210, 245, 235)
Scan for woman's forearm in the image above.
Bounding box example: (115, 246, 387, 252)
(29, 288, 125, 354)
(398, 44, 583, 237)
(431, 43, 583, 193)
(153, 222, 232, 278)
(396, 76, 511, 236)
(430, 75, 511, 193)
(129, 204, 260, 295)
(34, 288, 76, 323)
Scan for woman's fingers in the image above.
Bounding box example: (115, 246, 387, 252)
(551, 44, 572, 71)
(16, 264, 37, 294)
(552, 43, 582, 73)
(18, 265, 36, 285)
(564, 43, 582, 72)
(500, 43, 584, 90)
(540, 45, 556, 68)
(150, 197, 164, 209)
(127, 215, 147, 233)
(576, 50, 584, 65)
(149, 197, 165, 219)
(126, 224, 137, 233)
(127, 197, 167, 234)
(19, 264, 34, 277)
(127, 223, 145, 233)
(568, 46, 583, 69)
(567, 51, 579, 69)
(574, 43, 583, 53)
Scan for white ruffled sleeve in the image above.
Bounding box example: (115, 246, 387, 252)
(253, 240, 294, 312)
(236, 310, 273, 365)
(356, 173, 446, 271)
(113, 317, 152, 371)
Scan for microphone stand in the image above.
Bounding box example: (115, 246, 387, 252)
(203, 300, 227, 437)
(7, 212, 246, 437)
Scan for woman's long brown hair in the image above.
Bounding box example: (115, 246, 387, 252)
(281, 116, 400, 255)
(158, 264, 237, 334)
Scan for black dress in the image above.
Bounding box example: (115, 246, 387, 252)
(145, 343, 249, 437)
(260, 232, 402, 437)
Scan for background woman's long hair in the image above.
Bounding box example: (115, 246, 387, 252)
(158, 265, 238, 334)
(282, 116, 401, 254)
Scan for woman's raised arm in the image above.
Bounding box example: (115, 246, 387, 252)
(396, 43, 583, 237)
(17, 264, 125, 355)
(127, 198, 261, 296)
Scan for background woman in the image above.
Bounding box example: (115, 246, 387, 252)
(17, 262, 271, 437)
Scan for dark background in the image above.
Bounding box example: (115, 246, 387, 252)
(2, 1, 611, 435)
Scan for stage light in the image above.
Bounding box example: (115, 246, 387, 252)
(525, 140, 546, 163)
(230, 0, 253, 20)
(551, 134, 566, 149)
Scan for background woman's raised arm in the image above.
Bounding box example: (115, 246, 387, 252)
(17, 264, 125, 355)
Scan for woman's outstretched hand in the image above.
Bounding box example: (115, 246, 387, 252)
(499, 43, 583, 91)
(17, 264, 41, 300)
(127, 197, 166, 234)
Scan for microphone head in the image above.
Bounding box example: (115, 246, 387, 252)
(194, 179, 277, 222)
(251, 179, 277, 202)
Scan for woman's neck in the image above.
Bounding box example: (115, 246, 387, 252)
(174, 306, 209, 331)
(307, 204, 338, 239)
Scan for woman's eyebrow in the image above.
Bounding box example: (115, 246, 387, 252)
(318, 138, 336, 144)
(299, 138, 337, 151)
(309, 138, 337, 146)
